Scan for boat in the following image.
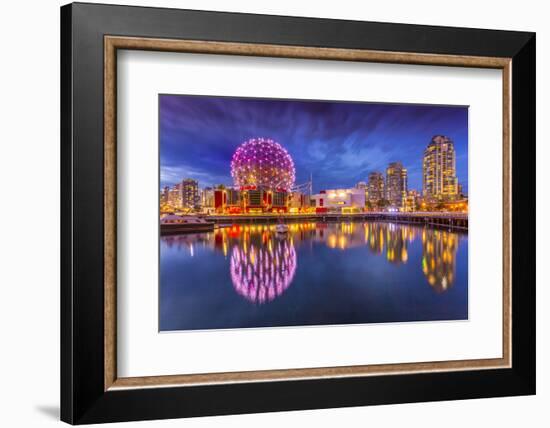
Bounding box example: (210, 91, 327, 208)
(160, 214, 214, 235)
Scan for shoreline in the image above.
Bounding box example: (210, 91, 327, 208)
(161, 214, 468, 234)
(207, 213, 468, 231)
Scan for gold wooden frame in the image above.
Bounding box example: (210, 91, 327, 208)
(104, 36, 512, 391)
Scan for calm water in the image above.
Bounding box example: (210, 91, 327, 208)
(160, 222, 468, 331)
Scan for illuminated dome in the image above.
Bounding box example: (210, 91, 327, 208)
(230, 239, 297, 304)
(231, 138, 295, 191)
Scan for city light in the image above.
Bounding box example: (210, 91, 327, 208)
(159, 96, 470, 333)
(230, 239, 297, 304)
(160, 135, 468, 218)
(230, 137, 295, 191)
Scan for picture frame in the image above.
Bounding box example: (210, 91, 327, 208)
(61, 2, 535, 424)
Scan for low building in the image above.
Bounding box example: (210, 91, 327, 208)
(403, 190, 420, 212)
(213, 186, 289, 214)
(311, 188, 366, 213)
(288, 191, 311, 213)
(214, 187, 242, 214)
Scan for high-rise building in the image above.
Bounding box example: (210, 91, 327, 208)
(385, 162, 407, 208)
(181, 178, 199, 208)
(160, 186, 170, 205)
(367, 172, 385, 204)
(423, 135, 459, 201)
(201, 187, 215, 208)
(168, 184, 181, 208)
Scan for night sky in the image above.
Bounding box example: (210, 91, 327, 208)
(160, 95, 468, 194)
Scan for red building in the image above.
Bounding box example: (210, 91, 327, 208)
(214, 187, 289, 214)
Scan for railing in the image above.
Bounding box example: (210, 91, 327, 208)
(203, 212, 468, 231)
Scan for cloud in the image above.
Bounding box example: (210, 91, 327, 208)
(160, 95, 469, 193)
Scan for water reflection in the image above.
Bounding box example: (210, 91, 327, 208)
(160, 221, 467, 330)
(422, 228, 458, 293)
(230, 238, 297, 304)
(162, 222, 463, 303)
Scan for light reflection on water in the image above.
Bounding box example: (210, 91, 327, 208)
(160, 222, 467, 331)
(230, 238, 297, 304)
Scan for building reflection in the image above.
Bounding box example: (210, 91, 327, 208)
(230, 238, 297, 304)
(160, 221, 461, 297)
(215, 225, 301, 304)
(364, 222, 385, 254)
(319, 222, 369, 250)
(362, 222, 418, 264)
(421, 229, 458, 293)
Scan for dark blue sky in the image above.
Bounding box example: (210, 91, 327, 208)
(160, 95, 468, 193)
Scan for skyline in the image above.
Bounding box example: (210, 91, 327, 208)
(160, 95, 468, 193)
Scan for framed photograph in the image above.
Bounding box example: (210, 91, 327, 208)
(61, 2, 535, 424)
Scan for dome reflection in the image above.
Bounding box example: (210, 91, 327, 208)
(230, 238, 297, 304)
(160, 221, 462, 299)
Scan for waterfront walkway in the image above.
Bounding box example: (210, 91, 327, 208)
(207, 212, 468, 231)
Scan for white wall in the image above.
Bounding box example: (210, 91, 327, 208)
(0, 0, 546, 427)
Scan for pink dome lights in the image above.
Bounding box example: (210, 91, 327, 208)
(230, 137, 295, 191)
(229, 239, 297, 304)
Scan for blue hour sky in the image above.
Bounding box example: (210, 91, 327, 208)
(160, 95, 468, 194)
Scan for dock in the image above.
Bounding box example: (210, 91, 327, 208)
(206, 212, 468, 231)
